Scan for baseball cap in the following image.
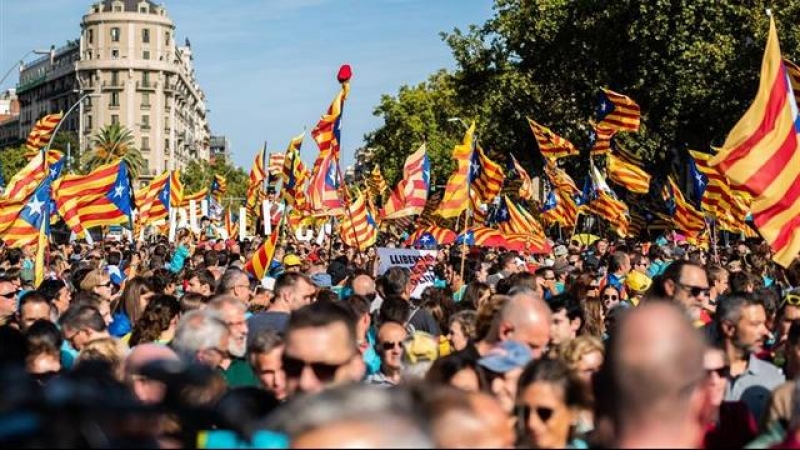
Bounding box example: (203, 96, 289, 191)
(626, 271, 652, 293)
(283, 254, 301, 267)
(553, 245, 568, 258)
(310, 273, 332, 288)
(261, 277, 276, 291)
(80, 269, 110, 291)
(402, 332, 439, 364)
(478, 340, 532, 373)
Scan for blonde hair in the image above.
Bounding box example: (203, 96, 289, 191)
(560, 335, 605, 372)
(75, 337, 127, 380)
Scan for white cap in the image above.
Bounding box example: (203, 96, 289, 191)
(543, 258, 555, 267)
(261, 277, 276, 291)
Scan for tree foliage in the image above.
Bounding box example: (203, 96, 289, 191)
(366, 0, 800, 183)
(181, 156, 249, 210)
(83, 124, 146, 180)
(0, 146, 30, 185)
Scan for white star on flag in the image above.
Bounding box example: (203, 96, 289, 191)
(114, 183, 126, 198)
(27, 197, 45, 217)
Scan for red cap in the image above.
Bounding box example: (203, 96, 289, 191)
(337, 64, 352, 83)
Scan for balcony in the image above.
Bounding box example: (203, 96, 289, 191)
(141, 146, 151, 152)
(102, 80, 125, 90)
(141, 124, 151, 130)
(141, 104, 150, 111)
(136, 81, 157, 91)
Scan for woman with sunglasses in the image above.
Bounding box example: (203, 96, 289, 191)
(600, 285, 622, 313)
(515, 358, 590, 449)
(702, 345, 758, 448)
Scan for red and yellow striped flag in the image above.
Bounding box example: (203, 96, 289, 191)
(597, 88, 641, 133)
(340, 191, 379, 250)
(312, 65, 352, 160)
(509, 155, 534, 201)
(589, 125, 615, 157)
(281, 132, 309, 208)
(607, 152, 651, 194)
(4, 150, 63, 201)
(225, 208, 239, 241)
(382, 143, 430, 220)
(471, 146, 505, 204)
(24, 113, 63, 156)
(367, 164, 387, 198)
(544, 159, 580, 196)
(689, 150, 748, 221)
(784, 58, 800, 109)
(437, 122, 475, 218)
(244, 227, 280, 280)
(667, 176, 706, 236)
(528, 118, 579, 160)
(710, 18, 800, 266)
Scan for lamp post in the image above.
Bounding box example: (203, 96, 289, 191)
(46, 92, 99, 172)
(0, 48, 52, 90)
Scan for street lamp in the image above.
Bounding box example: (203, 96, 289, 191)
(447, 117, 470, 130)
(46, 92, 100, 172)
(0, 48, 52, 90)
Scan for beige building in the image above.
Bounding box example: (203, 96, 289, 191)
(14, 0, 211, 181)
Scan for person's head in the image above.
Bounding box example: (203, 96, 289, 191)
(25, 320, 63, 377)
(118, 276, 154, 324)
(631, 254, 650, 275)
(179, 292, 209, 313)
(247, 329, 286, 401)
(602, 302, 710, 447)
(609, 252, 631, 276)
(283, 301, 363, 397)
(516, 358, 589, 449)
(728, 270, 754, 295)
(379, 266, 413, 300)
(79, 269, 113, 301)
(777, 289, 800, 344)
(448, 310, 477, 352)
(268, 384, 433, 448)
(488, 292, 552, 359)
(37, 279, 71, 316)
(462, 281, 491, 311)
(171, 310, 230, 369)
(716, 293, 769, 356)
(560, 335, 605, 385)
(187, 269, 216, 296)
(218, 268, 252, 305)
(74, 337, 127, 381)
(600, 285, 621, 312)
(273, 272, 317, 311)
(17, 292, 54, 332)
(658, 261, 709, 317)
(58, 305, 108, 351)
(479, 340, 533, 413)
(426, 352, 483, 392)
(207, 295, 248, 358)
(707, 265, 729, 300)
(703, 345, 729, 409)
(343, 294, 371, 344)
(124, 343, 181, 404)
(548, 294, 583, 348)
(128, 294, 181, 347)
(351, 274, 376, 300)
(0, 279, 19, 319)
(376, 321, 408, 373)
(283, 254, 302, 273)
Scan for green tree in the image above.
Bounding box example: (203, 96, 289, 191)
(367, 0, 800, 182)
(181, 156, 249, 210)
(83, 124, 146, 180)
(0, 146, 30, 185)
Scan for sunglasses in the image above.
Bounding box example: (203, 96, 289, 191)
(380, 341, 403, 351)
(0, 290, 19, 299)
(784, 294, 800, 307)
(282, 354, 349, 382)
(517, 405, 556, 423)
(603, 294, 618, 301)
(678, 283, 710, 297)
(706, 365, 730, 379)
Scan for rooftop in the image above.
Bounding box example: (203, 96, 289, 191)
(96, 0, 160, 14)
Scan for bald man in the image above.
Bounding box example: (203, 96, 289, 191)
(430, 390, 515, 448)
(604, 302, 712, 448)
(476, 291, 552, 359)
(352, 274, 380, 312)
(125, 343, 180, 404)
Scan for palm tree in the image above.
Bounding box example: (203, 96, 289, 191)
(83, 123, 145, 179)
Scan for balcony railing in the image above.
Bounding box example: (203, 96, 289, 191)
(136, 81, 157, 91)
(102, 80, 125, 90)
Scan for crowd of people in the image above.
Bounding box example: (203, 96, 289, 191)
(2, 224, 800, 448)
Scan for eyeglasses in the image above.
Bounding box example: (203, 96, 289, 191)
(282, 354, 352, 382)
(0, 290, 19, 299)
(97, 281, 113, 288)
(517, 405, 556, 424)
(677, 282, 710, 297)
(603, 294, 618, 301)
(380, 341, 403, 351)
(706, 365, 730, 379)
(90, 256, 102, 260)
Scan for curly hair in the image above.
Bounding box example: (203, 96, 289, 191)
(129, 295, 181, 346)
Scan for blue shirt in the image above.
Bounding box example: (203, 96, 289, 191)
(363, 327, 381, 376)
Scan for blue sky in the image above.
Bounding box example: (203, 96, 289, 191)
(0, 0, 493, 170)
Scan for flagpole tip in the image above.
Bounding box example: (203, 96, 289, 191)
(766, 8, 772, 17)
(337, 64, 353, 83)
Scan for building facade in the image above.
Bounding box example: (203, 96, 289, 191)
(13, 0, 211, 180)
(209, 135, 230, 162)
(0, 90, 20, 148)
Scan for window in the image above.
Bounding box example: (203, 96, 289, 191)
(141, 115, 150, 128)
(88, 29, 94, 44)
(85, 50, 92, 60)
(111, 27, 120, 42)
(142, 71, 150, 84)
(165, 140, 170, 154)
(111, 49, 119, 59)
(165, 31, 170, 45)
(85, 115, 93, 132)
(141, 92, 150, 106)
(111, 115, 119, 125)
(143, 50, 150, 60)
(142, 28, 150, 43)
(110, 92, 120, 107)
(139, 6, 147, 13)
(141, 137, 149, 150)
(111, 71, 119, 85)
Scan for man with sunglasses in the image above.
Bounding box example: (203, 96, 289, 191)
(283, 301, 365, 397)
(248, 272, 316, 339)
(0, 278, 19, 326)
(365, 321, 408, 387)
(655, 260, 710, 325)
